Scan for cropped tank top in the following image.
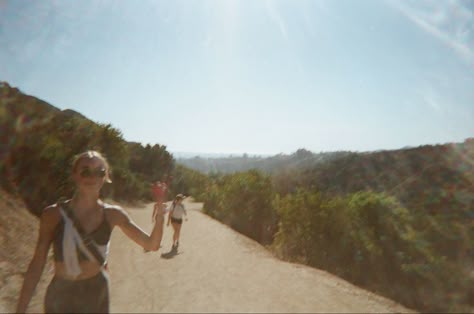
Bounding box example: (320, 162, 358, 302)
(171, 203, 186, 219)
(53, 204, 112, 262)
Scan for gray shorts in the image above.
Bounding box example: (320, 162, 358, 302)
(44, 271, 109, 313)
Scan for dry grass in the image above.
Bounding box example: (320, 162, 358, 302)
(0, 189, 53, 313)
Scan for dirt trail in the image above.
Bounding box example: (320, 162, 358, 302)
(107, 200, 414, 313)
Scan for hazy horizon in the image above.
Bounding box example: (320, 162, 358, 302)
(1, 0, 473, 155)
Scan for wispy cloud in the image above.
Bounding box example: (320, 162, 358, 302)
(265, 0, 288, 41)
(388, 0, 474, 67)
(0, 1, 99, 61)
(419, 85, 443, 114)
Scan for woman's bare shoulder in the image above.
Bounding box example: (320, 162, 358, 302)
(40, 203, 62, 231)
(42, 203, 61, 218)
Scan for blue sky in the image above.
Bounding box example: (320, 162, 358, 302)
(1, 0, 473, 155)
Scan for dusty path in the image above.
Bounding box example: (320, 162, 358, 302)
(108, 200, 414, 313)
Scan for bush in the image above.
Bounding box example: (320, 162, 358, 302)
(201, 170, 277, 244)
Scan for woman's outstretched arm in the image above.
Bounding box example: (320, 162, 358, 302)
(151, 204, 158, 223)
(110, 206, 164, 251)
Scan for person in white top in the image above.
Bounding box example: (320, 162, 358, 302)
(167, 194, 188, 250)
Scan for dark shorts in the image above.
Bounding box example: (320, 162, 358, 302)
(44, 271, 109, 313)
(171, 217, 183, 225)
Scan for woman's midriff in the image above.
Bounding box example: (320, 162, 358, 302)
(54, 261, 104, 280)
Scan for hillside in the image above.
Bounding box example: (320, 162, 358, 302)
(195, 140, 474, 312)
(295, 141, 474, 218)
(0, 81, 174, 216)
(0, 81, 86, 150)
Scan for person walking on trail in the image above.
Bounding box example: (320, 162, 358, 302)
(167, 194, 188, 251)
(150, 178, 170, 223)
(16, 150, 166, 314)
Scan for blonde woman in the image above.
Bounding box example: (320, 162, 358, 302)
(16, 150, 165, 313)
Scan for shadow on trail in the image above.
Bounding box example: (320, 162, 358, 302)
(160, 247, 182, 259)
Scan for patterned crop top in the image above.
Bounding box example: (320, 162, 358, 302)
(52, 204, 112, 262)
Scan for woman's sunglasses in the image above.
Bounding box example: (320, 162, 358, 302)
(80, 168, 106, 179)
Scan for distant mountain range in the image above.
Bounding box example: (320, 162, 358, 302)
(175, 148, 352, 174)
(171, 151, 271, 159)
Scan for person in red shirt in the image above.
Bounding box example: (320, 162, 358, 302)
(151, 181, 165, 202)
(151, 175, 171, 203)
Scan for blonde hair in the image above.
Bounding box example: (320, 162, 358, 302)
(72, 150, 112, 183)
